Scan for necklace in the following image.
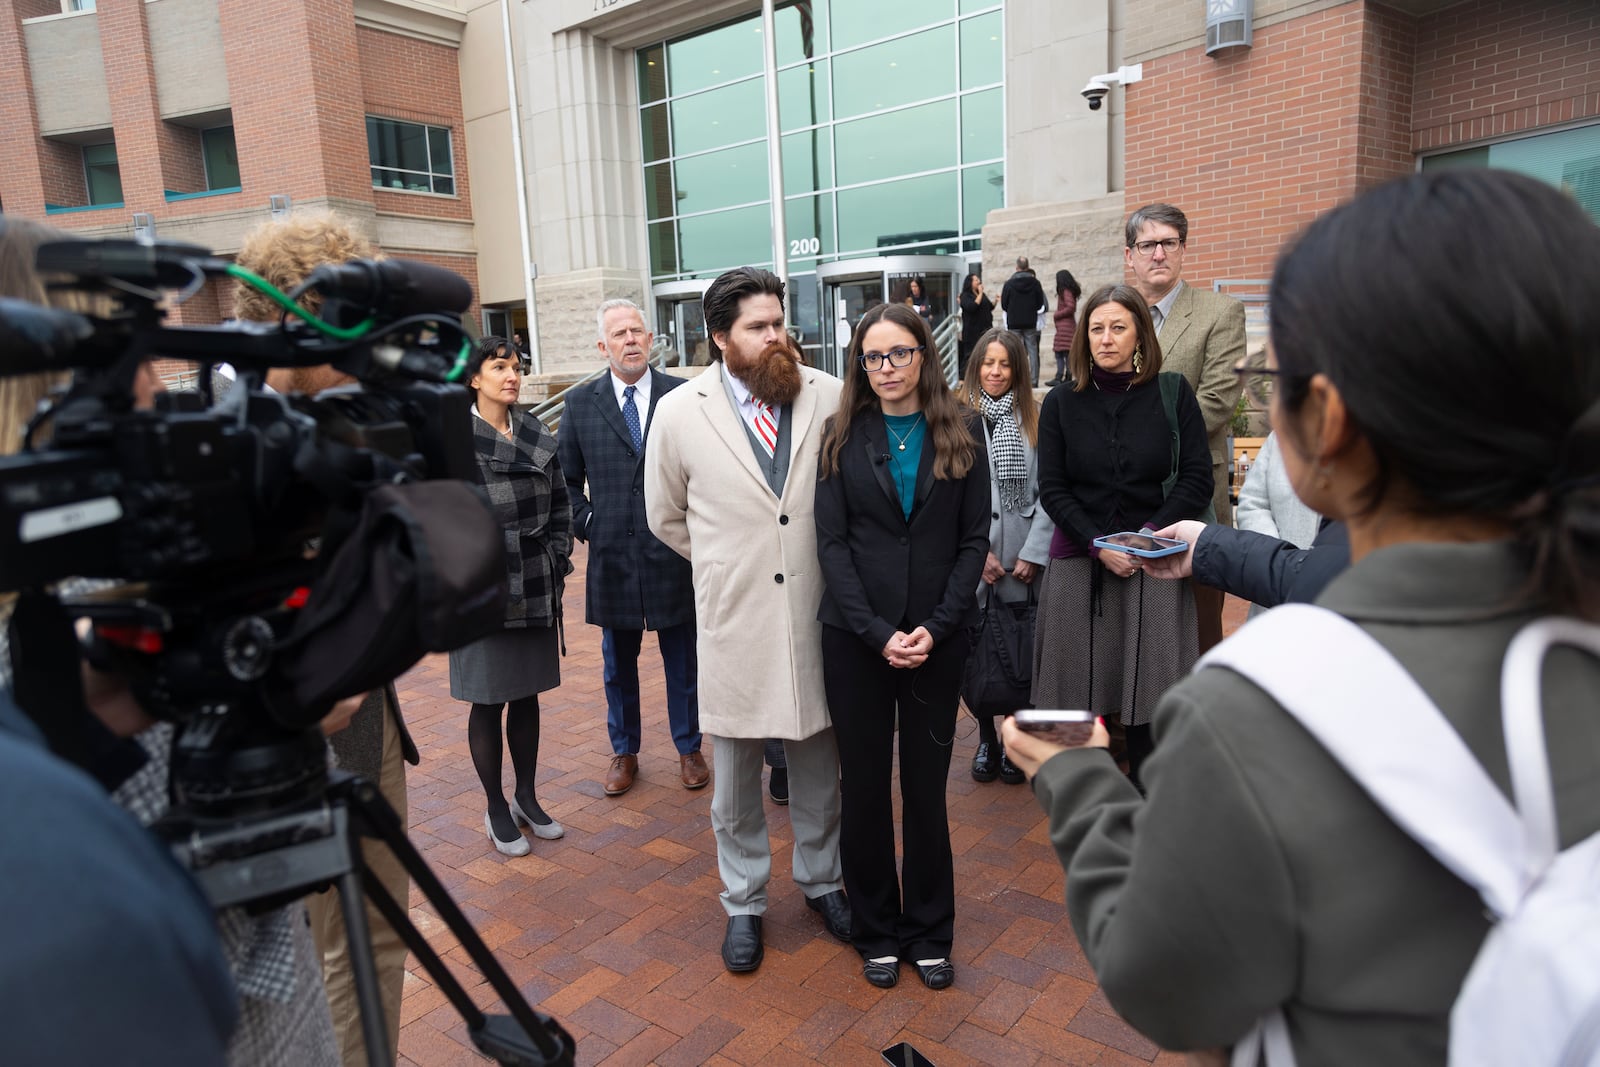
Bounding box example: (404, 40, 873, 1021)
(886, 413, 924, 452)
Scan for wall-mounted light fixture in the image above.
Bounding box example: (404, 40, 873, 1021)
(132, 212, 156, 245)
(268, 194, 292, 219)
(1206, 0, 1253, 56)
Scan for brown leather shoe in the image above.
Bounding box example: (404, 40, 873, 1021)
(679, 750, 710, 790)
(604, 754, 637, 796)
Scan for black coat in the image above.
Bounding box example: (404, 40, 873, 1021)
(959, 289, 995, 347)
(557, 369, 695, 631)
(815, 410, 991, 652)
(1193, 519, 1350, 608)
(1000, 270, 1046, 330)
(1037, 376, 1212, 549)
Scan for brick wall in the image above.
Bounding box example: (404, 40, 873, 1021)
(357, 27, 472, 221)
(1412, 0, 1600, 154)
(1354, 3, 1417, 190)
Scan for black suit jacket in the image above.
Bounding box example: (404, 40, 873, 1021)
(558, 368, 695, 630)
(815, 410, 991, 652)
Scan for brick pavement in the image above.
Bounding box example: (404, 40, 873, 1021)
(392, 543, 1246, 1066)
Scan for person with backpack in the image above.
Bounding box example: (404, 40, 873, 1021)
(1001, 169, 1600, 1066)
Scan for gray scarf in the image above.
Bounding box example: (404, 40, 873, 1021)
(979, 390, 1028, 512)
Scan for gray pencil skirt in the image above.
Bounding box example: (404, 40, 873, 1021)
(448, 625, 560, 705)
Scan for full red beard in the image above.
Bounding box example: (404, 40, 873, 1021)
(724, 336, 803, 407)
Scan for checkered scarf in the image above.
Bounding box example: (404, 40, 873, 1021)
(979, 390, 1028, 512)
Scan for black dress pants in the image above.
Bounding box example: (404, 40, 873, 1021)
(822, 624, 967, 962)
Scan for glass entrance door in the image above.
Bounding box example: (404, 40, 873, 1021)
(816, 254, 969, 380)
(820, 274, 883, 379)
(653, 280, 712, 367)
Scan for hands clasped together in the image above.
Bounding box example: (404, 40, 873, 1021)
(881, 626, 933, 669)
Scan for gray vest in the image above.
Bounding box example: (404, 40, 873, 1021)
(722, 372, 793, 497)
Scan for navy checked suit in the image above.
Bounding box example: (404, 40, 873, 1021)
(558, 369, 700, 756)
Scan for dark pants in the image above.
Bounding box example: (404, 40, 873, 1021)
(823, 625, 967, 962)
(602, 622, 700, 755)
(1194, 581, 1225, 656)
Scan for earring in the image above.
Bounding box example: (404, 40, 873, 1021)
(1132, 348, 1143, 374)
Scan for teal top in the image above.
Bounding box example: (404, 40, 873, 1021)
(884, 412, 926, 520)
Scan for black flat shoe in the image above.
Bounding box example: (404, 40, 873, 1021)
(805, 889, 852, 941)
(721, 914, 763, 973)
(863, 958, 900, 988)
(971, 741, 999, 782)
(915, 959, 954, 990)
(999, 752, 1026, 785)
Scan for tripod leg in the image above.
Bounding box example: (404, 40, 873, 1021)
(335, 864, 393, 1067)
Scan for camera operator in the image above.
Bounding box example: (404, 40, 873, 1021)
(231, 212, 421, 1067)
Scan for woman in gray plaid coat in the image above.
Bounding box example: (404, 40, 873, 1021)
(449, 337, 574, 857)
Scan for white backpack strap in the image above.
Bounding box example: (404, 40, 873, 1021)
(1500, 618, 1600, 870)
(1199, 604, 1529, 918)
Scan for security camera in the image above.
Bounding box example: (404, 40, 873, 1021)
(1080, 64, 1144, 111)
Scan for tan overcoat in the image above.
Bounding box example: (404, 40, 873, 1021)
(1156, 283, 1246, 524)
(644, 362, 842, 740)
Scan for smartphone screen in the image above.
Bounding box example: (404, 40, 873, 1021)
(882, 1042, 936, 1067)
(1012, 709, 1097, 746)
(1106, 533, 1160, 551)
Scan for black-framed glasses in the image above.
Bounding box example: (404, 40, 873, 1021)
(1233, 352, 1282, 409)
(860, 345, 923, 372)
(1130, 237, 1183, 258)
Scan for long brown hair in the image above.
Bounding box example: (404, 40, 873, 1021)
(1069, 284, 1162, 391)
(0, 217, 72, 456)
(958, 327, 1038, 446)
(819, 302, 976, 480)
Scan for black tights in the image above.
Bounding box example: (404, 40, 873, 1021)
(469, 696, 545, 838)
(977, 713, 999, 746)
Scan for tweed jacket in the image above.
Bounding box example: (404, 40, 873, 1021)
(1032, 540, 1600, 1065)
(470, 408, 573, 629)
(1153, 283, 1246, 524)
(558, 368, 694, 631)
(644, 362, 842, 740)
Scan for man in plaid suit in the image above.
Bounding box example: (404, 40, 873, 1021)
(558, 299, 706, 796)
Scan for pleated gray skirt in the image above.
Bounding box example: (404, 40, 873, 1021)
(1031, 556, 1198, 726)
(448, 625, 560, 705)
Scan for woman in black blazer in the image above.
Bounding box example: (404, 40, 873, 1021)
(815, 302, 991, 991)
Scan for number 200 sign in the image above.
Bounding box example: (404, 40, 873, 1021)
(789, 237, 821, 256)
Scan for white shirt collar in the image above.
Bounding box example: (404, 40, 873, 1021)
(610, 369, 650, 411)
(1151, 281, 1185, 332)
(723, 366, 760, 411)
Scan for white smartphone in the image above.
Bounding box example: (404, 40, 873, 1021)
(1011, 709, 1097, 746)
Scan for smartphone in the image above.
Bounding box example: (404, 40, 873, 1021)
(1092, 531, 1189, 558)
(1012, 709, 1097, 746)
(882, 1042, 936, 1067)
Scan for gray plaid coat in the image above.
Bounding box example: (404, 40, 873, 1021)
(557, 369, 694, 631)
(471, 409, 573, 629)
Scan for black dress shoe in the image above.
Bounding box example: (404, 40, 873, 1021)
(915, 959, 955, 990)
(768, 766, 789, 805)
(863, 958, 899, 988)
(721, 915, 763, 973)
(971, 741, 999, 782)
(806, 889, 852, 940)
(999, 751, 1026, 785)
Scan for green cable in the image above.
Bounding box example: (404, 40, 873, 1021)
(224, 263, 374, 341)
(445, 339, 472, 382)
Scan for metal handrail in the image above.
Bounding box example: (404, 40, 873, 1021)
(526, 338, 671, 430)
(933, 312, 960, 386)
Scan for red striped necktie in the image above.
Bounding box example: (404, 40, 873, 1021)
(754, 400, 778, 457)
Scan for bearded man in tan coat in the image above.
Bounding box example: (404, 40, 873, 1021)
(645, 266, 851, 974)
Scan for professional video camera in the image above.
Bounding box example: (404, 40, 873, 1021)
(0, 237, 575, 1067)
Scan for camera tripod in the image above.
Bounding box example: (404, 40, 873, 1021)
(162, 769, 575, 1067)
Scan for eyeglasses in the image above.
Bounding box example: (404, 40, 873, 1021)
(1232, 352, 1283, 409)
(859, 345, 923, 372)
(1130, 237, 1183, 258)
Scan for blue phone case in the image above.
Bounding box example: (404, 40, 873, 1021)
(1092, 532, 1189, 558)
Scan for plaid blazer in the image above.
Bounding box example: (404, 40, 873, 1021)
(557, 369, 694, 630)
(471, 409, 573, 629)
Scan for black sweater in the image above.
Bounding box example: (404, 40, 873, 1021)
(1037, 376, 1212, 550)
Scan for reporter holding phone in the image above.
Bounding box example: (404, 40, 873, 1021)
(815, 302, 989, 991)
(1033, 285, 1211, 788)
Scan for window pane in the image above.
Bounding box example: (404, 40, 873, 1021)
(676, 202, 772, 275)
(667, 16, 763, 97)
(782, 129, 832, 194)
(649, 220, 679, 278)
(831, 26, 955, 121)
(202, 126, 240, 189)
(834, 98, 956, 186)
(366, 116, 381, 165)
(637, 43, 667, 104)
(83, 142, 122, 205)
(784, 195, 834, 262)
(959, 0, 997, 11)
(829, 0, 948, 51)
(673, 142, 769, 215)
(961, 88, 1001, 162)
(775, 0, 827, 64)
(644, 162, 675, 221)
(788, 270, 820, 351)
(669, 79, 765, 156)
(432, 175, 454, 195)
(1422, 122, 1600, 225)
(962, 163, 1003, 234)
(778, 60, 829, 132)
(959, 11, 1001, 89)
(640, 104, 671, 164)
(836, 171, 958, 254)
(428, 127, 453, 176)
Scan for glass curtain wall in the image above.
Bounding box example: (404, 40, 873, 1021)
(639, 0, 1003, 285)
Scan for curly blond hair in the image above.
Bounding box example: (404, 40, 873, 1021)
(232, 212, 375, 323)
